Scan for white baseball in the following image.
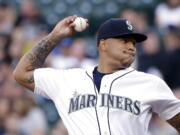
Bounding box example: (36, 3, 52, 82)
(73, 17, 87, 32)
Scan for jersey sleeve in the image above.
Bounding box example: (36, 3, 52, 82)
(33, 68, 65, 100)
(151, 78, 180, 120)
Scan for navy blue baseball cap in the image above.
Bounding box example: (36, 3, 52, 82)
(97, 18, 147, 45)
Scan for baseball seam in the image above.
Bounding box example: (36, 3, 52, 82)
(80, 18, 83, 31)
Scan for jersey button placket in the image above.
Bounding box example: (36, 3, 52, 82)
(96, 95, 109, 135)
(104, 131, 108, 135)
(98, 76, 110, 135)
(97, 109, 109, 135)
(100, 76, 109, 93)
(101, 111, 105, 116)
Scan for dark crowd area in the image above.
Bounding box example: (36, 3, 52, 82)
(0, 0, 180, 135)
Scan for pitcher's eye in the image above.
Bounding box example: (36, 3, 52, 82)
(123, 39, 129, 43)
(132, 40, 136, 45)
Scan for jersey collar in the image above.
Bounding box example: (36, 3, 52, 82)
(86, 66, 135, 78)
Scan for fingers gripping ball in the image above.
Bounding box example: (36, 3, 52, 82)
(73, 17, 87, 32)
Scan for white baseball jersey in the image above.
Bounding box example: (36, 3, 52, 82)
(34, 66, 180, 135)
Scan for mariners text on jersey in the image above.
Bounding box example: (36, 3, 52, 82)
(34, 67, 180, 135)
(68, 93, 141, 115)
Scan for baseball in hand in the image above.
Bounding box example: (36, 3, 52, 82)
(73, 17, 88, 32)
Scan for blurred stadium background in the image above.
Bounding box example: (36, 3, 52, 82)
(0, 0, 180, 135)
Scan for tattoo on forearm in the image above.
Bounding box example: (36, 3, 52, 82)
(25, 37, 58, 83)
(27, 38, 57, 69)
(167, 113, 180, 133)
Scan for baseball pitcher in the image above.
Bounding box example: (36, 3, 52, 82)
(13, 16, 180, 135)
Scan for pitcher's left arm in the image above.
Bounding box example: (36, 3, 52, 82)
(167, 113, 180, 133)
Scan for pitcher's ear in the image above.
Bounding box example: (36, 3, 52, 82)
(99, 39, 107, 52)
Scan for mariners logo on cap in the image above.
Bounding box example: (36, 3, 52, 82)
(126, 20, 133, 31)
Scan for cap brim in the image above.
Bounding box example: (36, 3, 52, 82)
(114, 33, 147, 43)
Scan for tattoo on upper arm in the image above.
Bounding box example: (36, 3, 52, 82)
(25, 37, 58, 83)
(27, 75, 34, 83)
(167, 113, 180, 133)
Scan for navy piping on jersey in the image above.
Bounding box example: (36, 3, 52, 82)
(86, 72, 102, 135)
(107, 69, 135, 135)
